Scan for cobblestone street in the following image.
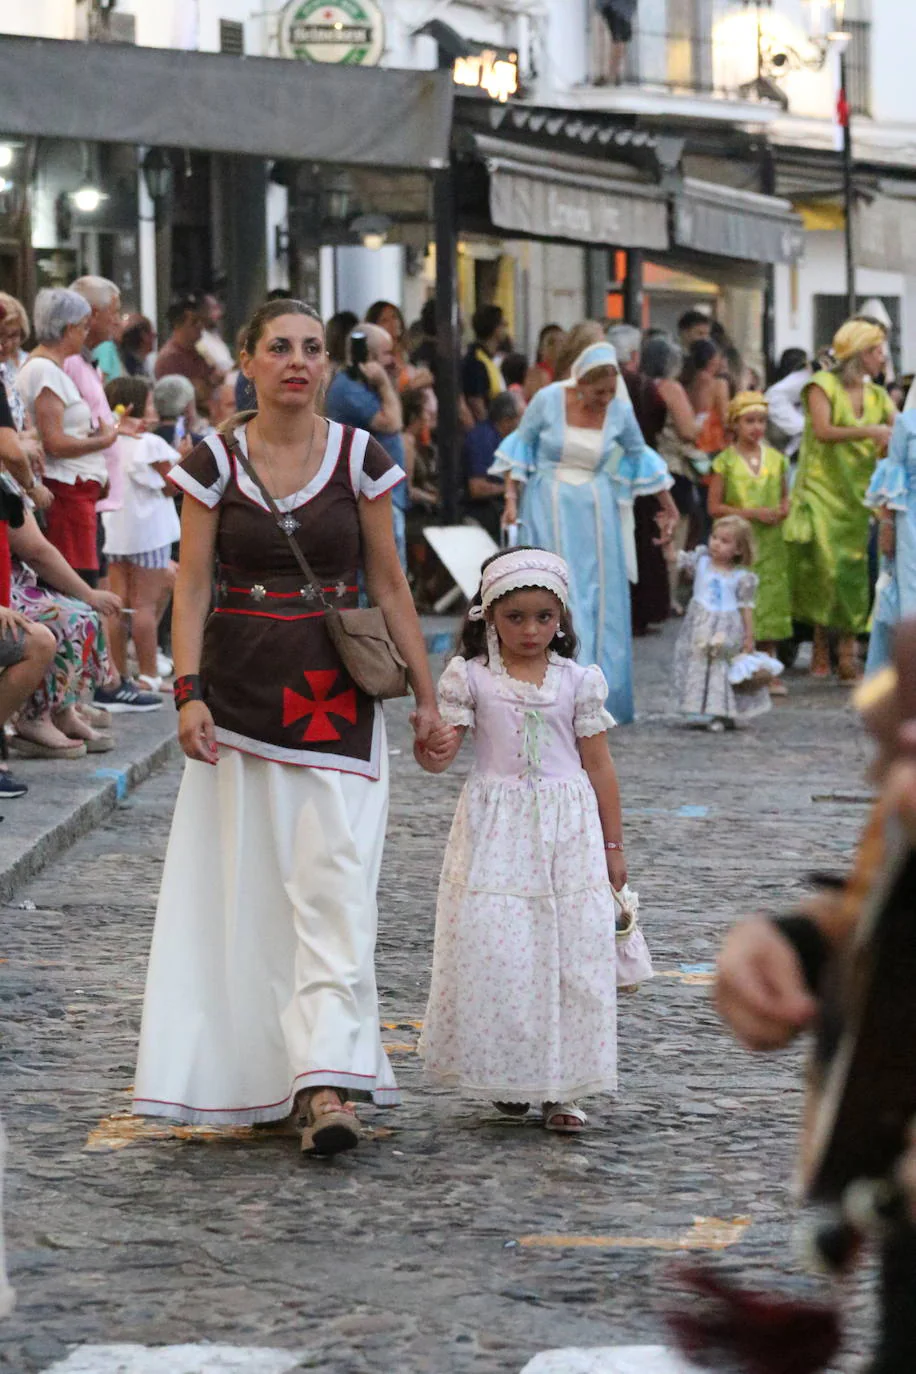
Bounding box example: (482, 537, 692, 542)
(1, 628, 879, 1372)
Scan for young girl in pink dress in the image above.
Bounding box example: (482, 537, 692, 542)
(416, 547, 635, 1134)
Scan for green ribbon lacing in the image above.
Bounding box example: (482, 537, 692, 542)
(522, 708, 546, 781)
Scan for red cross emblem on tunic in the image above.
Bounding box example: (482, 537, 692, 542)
(282, 670, 358, 743)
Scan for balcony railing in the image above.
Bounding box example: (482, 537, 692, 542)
(588, 1, 718, 94)
(587, 2, 873, 113)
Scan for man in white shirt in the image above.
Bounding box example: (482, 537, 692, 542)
(765, 348, 810, 460)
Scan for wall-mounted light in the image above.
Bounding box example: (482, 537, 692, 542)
(70, 181, 107, 214)
(141, 147, 174, 203)
(0, 178, 12, 195)
(351, 213, 392, 251)
(0, 146, 14, 171)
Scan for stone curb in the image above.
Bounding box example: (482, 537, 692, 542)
(0, 732, 181, 905)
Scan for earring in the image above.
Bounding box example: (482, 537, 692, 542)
(554, 629, 566, 640)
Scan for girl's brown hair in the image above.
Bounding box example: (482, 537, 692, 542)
(105, 375, 151, 416)
(712, 515, 755, 567)
(456, 547, 579, 662)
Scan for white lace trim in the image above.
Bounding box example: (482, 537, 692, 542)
(485, 637, 567, 705)
(574, 712, 615, 738)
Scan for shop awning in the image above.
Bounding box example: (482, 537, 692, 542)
(673, 178, 805, 265)
(471, 135, 669, 251)
(0, 35, 453, 171)
(857, 194, 916, 275)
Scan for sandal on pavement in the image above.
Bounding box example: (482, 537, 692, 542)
(9, 735, 86, 760)
(542, 1102, 588, 1134)
(493, 1102, 530, 1118)
(300, 1088, 361, 1157)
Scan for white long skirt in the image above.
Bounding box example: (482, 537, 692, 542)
(420, 773, 618, 1102)
(133, 741, 398, 1125)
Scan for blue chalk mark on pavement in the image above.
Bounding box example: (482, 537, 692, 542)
(624, 805, 711, 818)
(94, 768, 128, 801)
(680, 963, 716, 975)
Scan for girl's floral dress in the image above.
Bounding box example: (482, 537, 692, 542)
(674, 548, 768, 721)
(419, 645, 619, 1102)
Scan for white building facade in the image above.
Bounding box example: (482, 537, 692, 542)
(1, 0, 915, 371)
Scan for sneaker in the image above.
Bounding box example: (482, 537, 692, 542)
(0, 772, 28, 799)
(94, 678, 163, 713)
(156, 651, 174, 679)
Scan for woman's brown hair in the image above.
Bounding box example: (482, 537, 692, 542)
(239, 298, 322, 359)
(456, 547, 579, 662)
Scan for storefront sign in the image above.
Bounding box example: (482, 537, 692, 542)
(279, 0, 384, 67)
(489, 165, 669, 250)
(453, 48, 519, 104)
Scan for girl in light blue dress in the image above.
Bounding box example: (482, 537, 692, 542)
(865, 411, 916, 674)
(491, 342, 676, 723)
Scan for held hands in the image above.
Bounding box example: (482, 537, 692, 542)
(178, 700, 219, 766)
(411, 703, 460, 773)
(715, 917, 817, 1051)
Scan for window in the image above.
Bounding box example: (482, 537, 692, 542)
(220, 20, 245, 56)
(843, 19, 871, 117)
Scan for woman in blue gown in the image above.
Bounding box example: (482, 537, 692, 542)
(492, 342, 677, 723)
(865, 410, 916, 674)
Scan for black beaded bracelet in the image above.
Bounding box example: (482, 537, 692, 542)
(173, 674, 203, 708)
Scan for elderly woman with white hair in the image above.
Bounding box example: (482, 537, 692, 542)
(493, 341, 678, 723)
(152, 373, 201, 461)
(15, 288, 117, 582)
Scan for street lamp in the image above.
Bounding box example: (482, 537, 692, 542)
(141, 147, 174, 204)
(802, 0, 855, 315)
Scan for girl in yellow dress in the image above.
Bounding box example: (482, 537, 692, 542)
(708, 393, 792, 695)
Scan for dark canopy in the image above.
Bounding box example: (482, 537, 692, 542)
(0, 34, 453, 171)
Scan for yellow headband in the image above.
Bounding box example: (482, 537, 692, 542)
(833, 320, 886, 363)
(728, 391, 768, 426)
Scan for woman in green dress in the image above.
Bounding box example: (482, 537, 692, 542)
(708, 392, 791, 694)
(784, 319, 895, 681)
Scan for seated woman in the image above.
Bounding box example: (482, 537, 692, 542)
(8, 506, 122, 758)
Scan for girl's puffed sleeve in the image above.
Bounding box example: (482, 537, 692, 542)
(489, 386, 550, 483)
(736, 571, 759, 608)
(574, 664, 616, 737)
(865, 415, 913, 513)
(437, 656, 475, 729)
(677, 546, 703, 578)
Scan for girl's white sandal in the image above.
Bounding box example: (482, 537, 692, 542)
(542, 1102, 588, 1133)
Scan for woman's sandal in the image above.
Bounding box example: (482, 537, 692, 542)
(299, 1088, 361, 1157)
(542, 1102, 588, 1134)
(493, 1101, 531, 1118)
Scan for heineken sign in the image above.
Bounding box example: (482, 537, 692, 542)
(279, 0, 384, 66)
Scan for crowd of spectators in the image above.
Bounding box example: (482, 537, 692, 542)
(0, 277, 906, 808)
